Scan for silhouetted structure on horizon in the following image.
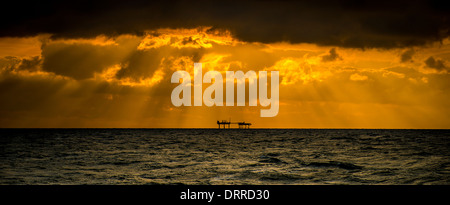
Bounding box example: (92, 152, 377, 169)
(217, 120, 251, 129)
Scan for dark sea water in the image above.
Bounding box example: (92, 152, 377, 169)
(1, 129, 449, 185)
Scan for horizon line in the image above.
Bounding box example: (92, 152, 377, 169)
(1, 127, 449, 130)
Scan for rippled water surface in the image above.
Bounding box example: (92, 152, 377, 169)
(1, 129, 449, 184)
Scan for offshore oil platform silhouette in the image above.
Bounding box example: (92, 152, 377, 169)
(217, 119, 251, 129)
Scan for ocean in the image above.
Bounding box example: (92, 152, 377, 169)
(1, 129, 449, 185)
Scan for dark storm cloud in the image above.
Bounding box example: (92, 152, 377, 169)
(425, 56, 448, 71)
(41, 43, 121, 80)
(400, 49, 415, 63)
(322, 48, 342, 62)
(1, 0, 449, 49)
(40, 36, 141, 80)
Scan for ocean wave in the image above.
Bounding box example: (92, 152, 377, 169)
(300, 161, 363, 170)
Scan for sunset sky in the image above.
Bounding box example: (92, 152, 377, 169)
(0, 0, 449, 128)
